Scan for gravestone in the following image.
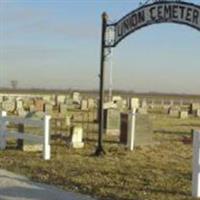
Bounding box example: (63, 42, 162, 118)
(17, 108, 28, 117)
(43, 95, 51, 102)
(23, 98, 34, 110)
(56, 95, 66, 105)
(65, 115, 71, 127)
(18, 124, 43, 152)
(179, 111, 188, 119)
(104, 108, 120, 135)
(112, 96, 122, 102)
(130, 98, 139, 110)
(71, 112, 83, 122)
(81, 100, 88, 111)
(72, 92, 81, 104)
(116, 100, 124, 111)
(103, 101, 117, 109)
(122, 99, 127, 109)
(44, 103, 53, 114)
(34, 99, 44, 112)
(149, 100, 155, 109)
(168, 107, 179, 117)
(120, 113, 153, 146)
(196, 109, 200, 118)
(70, 126, 84, 148)
(120, 113, 129, 144)
(170, 100, 174, 107)
(59, 104, 67, 114)
(190, 103, 200, 114)
(66, 98, 75, 109)
(141, 99, 147, 108)
(88, 98, 95, 110)
(16, 100, 23, 110)
(2, 100, 16, 112)
(29, 104, 36, 112)
(23, 141, 43, 152)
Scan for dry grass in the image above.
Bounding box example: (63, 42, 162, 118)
(0, 113, 200, 200)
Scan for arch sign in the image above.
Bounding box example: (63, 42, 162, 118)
(106, 0, 200, 47)
(97, 0, 199, 147)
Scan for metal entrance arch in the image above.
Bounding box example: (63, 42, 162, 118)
(96, 0, 200, 156)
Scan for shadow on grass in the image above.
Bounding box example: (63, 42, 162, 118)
(154, 129, 191, 136)
(85, 138, 119, 144)
(178, 123, 200, 127)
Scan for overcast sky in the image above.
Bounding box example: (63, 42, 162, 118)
(0, 0, 200, 94)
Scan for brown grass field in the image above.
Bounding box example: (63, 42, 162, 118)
(0, 112, 199, 200)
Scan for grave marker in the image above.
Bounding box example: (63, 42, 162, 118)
(104, 108, 120, 135)
(70, 126, 84, 148)
(120, 111, 153, 147)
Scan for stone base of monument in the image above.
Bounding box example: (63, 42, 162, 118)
(105, 129, 120, 136)
(168, 107, 180, 117)
(71, 142, 84, 148)
(23, 142, 43, 152)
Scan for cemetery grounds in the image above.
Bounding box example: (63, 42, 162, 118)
(0, 95, 198, 200)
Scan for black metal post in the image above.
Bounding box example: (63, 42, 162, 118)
(95, 12, 108, 156)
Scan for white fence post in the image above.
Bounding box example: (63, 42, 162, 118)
(43, 115, 51, 160)
(127, 108, 136, 151)
(192, 130, 200, 198)
(0, 111, 7, 150)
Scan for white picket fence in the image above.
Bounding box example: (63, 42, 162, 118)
(0, 111, 51, 160)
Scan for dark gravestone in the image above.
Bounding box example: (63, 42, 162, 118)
(120, 113, 128, 144)
(17, 123, 24, 150)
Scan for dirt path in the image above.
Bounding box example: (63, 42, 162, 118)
(0, 169, 96, 200)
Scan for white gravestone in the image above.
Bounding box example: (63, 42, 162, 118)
(71, 127, 84, 148)
(56, 95, 66, 104)
(72, 92, 81, 104)
(179, 111, 188, 119)
(196, 109, 200, 118)
(130, 98, 139, 110)
(81, 100, 88, 111)
(16, 100, 23, 110)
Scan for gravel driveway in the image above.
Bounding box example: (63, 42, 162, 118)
(0, 169, 96, 200)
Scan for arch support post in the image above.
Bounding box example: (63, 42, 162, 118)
(95, 12, 108, 156)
